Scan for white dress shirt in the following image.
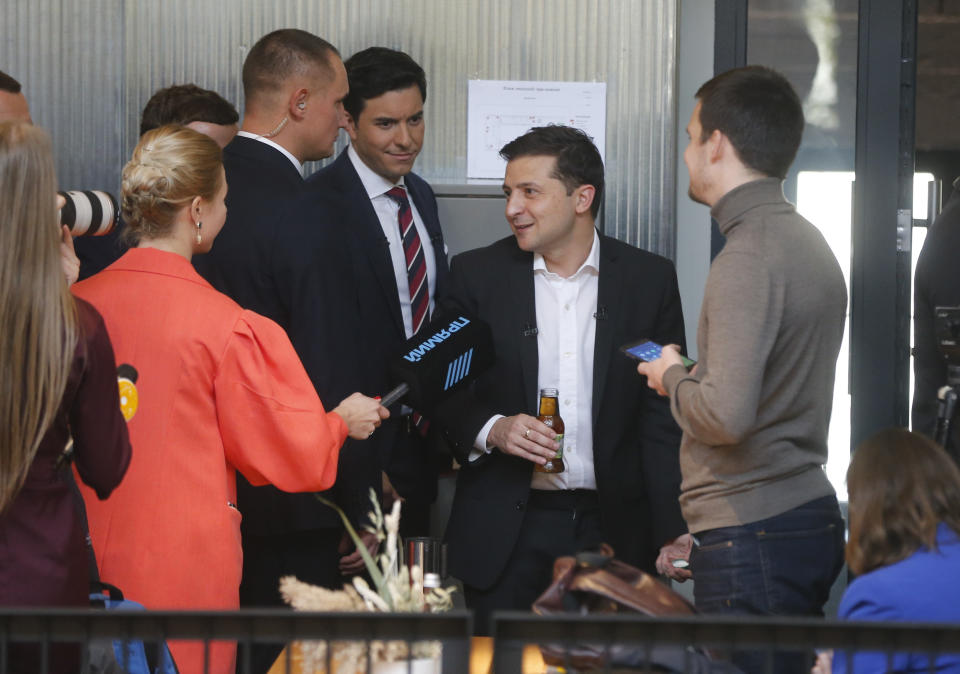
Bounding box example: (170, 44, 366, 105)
(474, 230, 601, 490)
(235, 131, 304, 176)
(347, 144, 437, 339)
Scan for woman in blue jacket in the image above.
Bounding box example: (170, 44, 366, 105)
(822, 428, 960, 674)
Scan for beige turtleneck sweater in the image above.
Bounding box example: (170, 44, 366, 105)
(663, 177, 846, 533)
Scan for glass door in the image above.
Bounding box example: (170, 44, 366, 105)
(746, 0, 862, 500)
(714, 0, 918, 499)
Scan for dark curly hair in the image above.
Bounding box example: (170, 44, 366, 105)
(499, 125, 604, 219)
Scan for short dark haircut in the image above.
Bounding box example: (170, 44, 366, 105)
(139, 84, 238, 137)
(695, 65, 804, 179)
(846, 428, 960, 576)
(0, 71, 22, 94)
(242, 29, 340, 102)
(343, 47, 426, 121)
(499, 125, 604, 219)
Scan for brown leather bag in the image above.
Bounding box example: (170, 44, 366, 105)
(534, 545, 696, 617)
(532, 546, 737, 672)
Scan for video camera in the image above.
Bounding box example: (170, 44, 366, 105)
(934, 306, 960, 456)
(935, 306, 960, 367)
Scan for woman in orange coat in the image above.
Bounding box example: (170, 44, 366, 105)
(72, 125, 387, 674)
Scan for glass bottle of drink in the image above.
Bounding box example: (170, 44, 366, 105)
(533, 387, 565, 473)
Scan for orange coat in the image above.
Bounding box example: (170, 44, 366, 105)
(73, 248, 347, 674)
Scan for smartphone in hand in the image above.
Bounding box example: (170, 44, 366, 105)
(620, 338, 696, 369)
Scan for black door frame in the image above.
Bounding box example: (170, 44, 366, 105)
(712, 0, 918, 452)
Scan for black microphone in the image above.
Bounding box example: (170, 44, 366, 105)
(522, 323, 538, 338)
(594, 305, 608, 320)
(379, 382, 411, 409)
(381, 311, 496, 411)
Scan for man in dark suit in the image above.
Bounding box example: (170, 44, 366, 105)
(301, 47, 448, 538)
(191, 29, 375, 674)
(434, 125, 688, 634)
(76, 83, 240, 280)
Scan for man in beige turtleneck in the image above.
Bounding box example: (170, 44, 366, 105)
(638, 66, 847, 674)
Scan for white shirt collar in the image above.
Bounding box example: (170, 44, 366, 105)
(533, 229, 601, 278)
(348, 143, 405, 198)
(236, 130, 304, 176)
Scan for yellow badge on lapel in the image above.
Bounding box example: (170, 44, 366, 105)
(117, 364, 139, 421)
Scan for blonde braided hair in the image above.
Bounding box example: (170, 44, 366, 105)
(121, 124, 222, 245)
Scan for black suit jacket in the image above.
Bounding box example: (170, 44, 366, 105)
(194, 135, 303, 324)
(435, 234, 687, 590)
(299, 149, 450, 501)
(193, 136, 370, 534)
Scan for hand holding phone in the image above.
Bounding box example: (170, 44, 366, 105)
(620, 339, 696, 369)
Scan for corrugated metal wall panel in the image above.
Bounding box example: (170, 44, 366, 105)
(2, 0, 676, 257)
(1, 0, 124, 192)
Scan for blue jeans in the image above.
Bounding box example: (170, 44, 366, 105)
(691, 495, 845, 674)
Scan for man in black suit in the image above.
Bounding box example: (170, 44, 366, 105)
(302, 47, 448, 538)
(434, 126, 688, 634)
(191, 29, 375, 674)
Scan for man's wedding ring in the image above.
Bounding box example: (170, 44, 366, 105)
(524, 428, 531, 439)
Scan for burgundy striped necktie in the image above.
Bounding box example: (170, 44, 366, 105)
(386, 186, 432, 436)
(386, 186, 430, 335)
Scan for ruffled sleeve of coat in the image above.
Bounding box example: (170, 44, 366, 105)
(215, 309, 348, 492)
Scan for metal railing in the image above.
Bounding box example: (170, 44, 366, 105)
(491, 612, 960, 673)
(0, 608, 472, 674)
(4, 608, 960, 672)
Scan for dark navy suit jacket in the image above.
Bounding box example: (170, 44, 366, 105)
(299, 148, 450, 503)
